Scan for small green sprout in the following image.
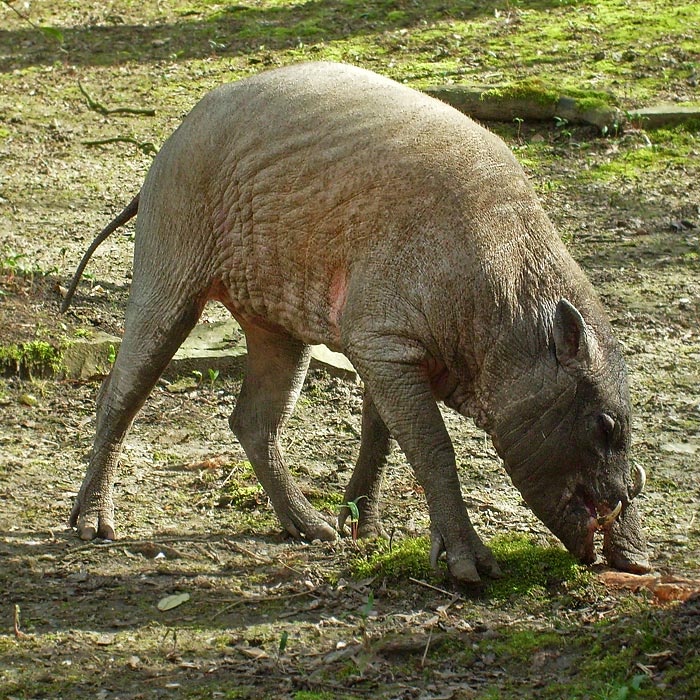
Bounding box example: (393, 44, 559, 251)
(341, 495, 367, 542)
(278, 629, 288, 657)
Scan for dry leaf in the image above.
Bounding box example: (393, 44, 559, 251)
(600, 571, 700, 602)
(236, 645, 269, 660)
(157, 592, 191, 611)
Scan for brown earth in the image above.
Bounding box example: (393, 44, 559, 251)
(1, 2, 699, 699)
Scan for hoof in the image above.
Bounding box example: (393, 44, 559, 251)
(447, 556, 481, 584)
(76, 519, 116, 541)
(606, 552, 652, 574)
(357, 521, 389, 540)
(70, 501, 116, 541)
(283, 513, 337, 542)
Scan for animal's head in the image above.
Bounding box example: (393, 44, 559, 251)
(492, 298, 650, 573)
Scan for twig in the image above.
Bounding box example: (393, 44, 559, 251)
(82, 136, 157, 155)
(299, 680, 375, 696)
(227, 540, 305, 576)
(78, 81, 156, 117)
(210, 587, 319, 621)
(2, 0, 65, 44)
(409, 576, 464, 600)
(3, 0, 38, 28)
(3, 1, 50, 33)
(60, 536, 194, 565)
(420, 626, 433, 668)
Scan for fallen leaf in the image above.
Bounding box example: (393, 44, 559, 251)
(600, 571, 700, 602)
(236, 645, 269, 660)
(157, 592, 191, 611)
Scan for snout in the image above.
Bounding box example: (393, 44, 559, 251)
(602, 498, 652, 573)
(548, 483, 650, 573)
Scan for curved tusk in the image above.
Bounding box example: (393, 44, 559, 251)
(597, 500, 622, 528)
(630, 462, 646, 499)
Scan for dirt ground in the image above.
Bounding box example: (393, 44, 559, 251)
(1, 1, 699, 699)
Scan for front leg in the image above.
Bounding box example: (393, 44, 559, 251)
(345, 337, 501, 584)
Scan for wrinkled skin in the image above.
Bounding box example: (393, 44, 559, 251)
(68, 62, 650, 582)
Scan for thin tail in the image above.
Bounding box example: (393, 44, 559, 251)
(60, 192, 140, 313)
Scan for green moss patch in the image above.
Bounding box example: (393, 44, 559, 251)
(349, 534, 589, 596)
(215, 461, 266, 509)
(350, 536, 435, 581)
(487, 534, 590, 599)
(308, 489, 345, 514)
(0, 341, 64, 378)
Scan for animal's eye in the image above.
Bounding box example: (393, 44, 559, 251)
(596, 411, 627, 452)
(598, 412, 615, 436)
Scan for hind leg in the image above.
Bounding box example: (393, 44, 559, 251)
(230, 322, 336, 541)
(338, 390, 391, 539)
(70, 299, 200, 539)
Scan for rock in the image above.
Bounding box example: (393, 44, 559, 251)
(62, 331, 120, 380)
(62, 320, 357, 381)
(423, 84, 623, 132)
(161, 320, 248, 380)
(660, 441, 698, 455)
(308, 343, 357, 379)
(627, 105, 700, 130)
(424, 84, 700, 132)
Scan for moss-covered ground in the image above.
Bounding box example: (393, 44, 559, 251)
(1, 1, 699, 698)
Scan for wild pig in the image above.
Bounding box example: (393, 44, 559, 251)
(64, 62, 650, 582)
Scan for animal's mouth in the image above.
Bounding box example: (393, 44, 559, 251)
(568, 485, 624, 563)
(575, 485, 623, 530)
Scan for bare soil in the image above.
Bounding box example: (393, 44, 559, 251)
(1, 2, 699, 699)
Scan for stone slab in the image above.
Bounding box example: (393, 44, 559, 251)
(627, 105, 700, 130)
(62, 320, 357, 381)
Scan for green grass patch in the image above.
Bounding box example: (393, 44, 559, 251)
(1, 249, 59, 280)
(591, 129, 698, 182)
(488, 627, 563, 663)
(308, 489, 345, 514)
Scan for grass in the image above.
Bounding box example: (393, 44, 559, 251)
(350, 535, 435, 580)
(581, 124, 699, 182)
(3, 0, 699, 106)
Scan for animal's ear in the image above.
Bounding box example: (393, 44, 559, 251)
(553, 298, 598, 372)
